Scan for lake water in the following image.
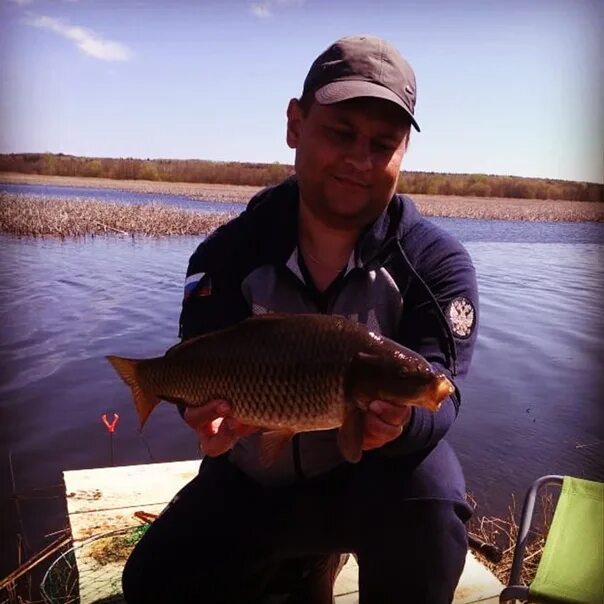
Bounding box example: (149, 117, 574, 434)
(1, 184, 603, 581)
(0, 181, 242, 214)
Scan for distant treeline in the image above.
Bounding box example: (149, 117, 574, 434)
(1, 153, 602, 202)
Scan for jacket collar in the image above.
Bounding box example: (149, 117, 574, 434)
(247, 177, 419, 272)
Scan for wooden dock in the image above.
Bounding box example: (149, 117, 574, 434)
(62, 460, 503, 603)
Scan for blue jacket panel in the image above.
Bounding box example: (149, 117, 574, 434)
(179, 177, 479, 482)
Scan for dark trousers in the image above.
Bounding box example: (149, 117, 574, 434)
(122, 441, 471, 604)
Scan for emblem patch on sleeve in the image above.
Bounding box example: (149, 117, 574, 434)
(446, 297, 476, 339)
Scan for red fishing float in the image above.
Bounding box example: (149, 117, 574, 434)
(101, 412, 120, 433)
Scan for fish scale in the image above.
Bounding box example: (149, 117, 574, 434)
(107, 313, 455, 465)
(146, 318, 354, 428)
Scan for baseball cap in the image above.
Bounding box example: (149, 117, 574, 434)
(302, 35, 420, 132)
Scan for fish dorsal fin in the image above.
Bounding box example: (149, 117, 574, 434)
(337, 405, 365, 463)
(164, 335, 206, 357)
(164, 314, 291, 358)
(248, 312, 290, 320)
(258, 430, 295, 467)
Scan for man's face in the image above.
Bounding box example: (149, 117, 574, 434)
(287, 96, 409, 231)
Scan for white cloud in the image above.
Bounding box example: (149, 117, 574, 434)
(26, 14, 132, 61)
(250, 0, 303, 18)
(7, 0, 34, 6)
(250, 2, 270, 18)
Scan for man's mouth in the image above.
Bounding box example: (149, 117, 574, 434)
(333, 175, 370, 188)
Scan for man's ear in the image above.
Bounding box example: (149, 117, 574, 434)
(286, 98, 303, 149)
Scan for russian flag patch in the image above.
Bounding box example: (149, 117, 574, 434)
(184, 272, 212, 299)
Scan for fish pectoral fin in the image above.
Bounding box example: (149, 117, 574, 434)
(337, 405, 365, 464)
(159, 395, 187, 407)
(258, 430, 295, 467)
(106, 356, 159, 429)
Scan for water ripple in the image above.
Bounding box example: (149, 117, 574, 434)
(0, 226, 603, 565)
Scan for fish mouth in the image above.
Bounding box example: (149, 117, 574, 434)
(433, 376, 455, 408)
(406, 376, 455, 412)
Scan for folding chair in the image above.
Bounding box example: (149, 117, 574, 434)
(500, 475, 604, 603)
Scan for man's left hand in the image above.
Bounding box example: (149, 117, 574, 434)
(362, 400, 412, 450)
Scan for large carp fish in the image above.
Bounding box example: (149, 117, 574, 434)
(107, 313, 454, 465)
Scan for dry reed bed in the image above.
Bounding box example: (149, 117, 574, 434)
(413, 194, 604, 222)
(2, 172, 603, 222)
(1, 191, 602, 240)
(0, 194, 232, 237)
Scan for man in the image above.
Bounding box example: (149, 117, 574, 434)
(123, 35, 479, 603)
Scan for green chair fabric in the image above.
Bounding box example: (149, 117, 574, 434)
(529, 477, 604, 603)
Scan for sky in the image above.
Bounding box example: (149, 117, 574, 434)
(0, 0, 602, 184)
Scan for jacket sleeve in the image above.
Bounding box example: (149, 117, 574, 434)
(179, 218, 253, 341)
(379, 230, 479, 457)
(176, 226, 252, 417)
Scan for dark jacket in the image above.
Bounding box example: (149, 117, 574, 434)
(179, 177, 479, 484)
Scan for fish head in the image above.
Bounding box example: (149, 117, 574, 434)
(354, 347, 455, 412)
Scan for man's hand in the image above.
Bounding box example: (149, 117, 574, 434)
(184, 401, 257, 457)
(362, 400, 412, 450)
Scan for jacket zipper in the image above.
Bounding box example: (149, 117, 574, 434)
(291, 268, 355, 480)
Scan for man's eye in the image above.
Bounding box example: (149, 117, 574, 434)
(326, 127, 352, 141)
(373, 141, 397, 153)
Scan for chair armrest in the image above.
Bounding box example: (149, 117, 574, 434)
(506, 475, 564, 587)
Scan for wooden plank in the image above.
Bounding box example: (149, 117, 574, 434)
(454, 553, 504, 603)
(333, 551, 503, 603)
(64, 460, 200, 541)
(63, 460, 200, 604)
(63, 460, 503, 603)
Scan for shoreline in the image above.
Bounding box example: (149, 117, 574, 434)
(0, 172, 259, 203)
(1, 171, 602, 223)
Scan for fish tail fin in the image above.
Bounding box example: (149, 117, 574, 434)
(106, 356, 160, 429)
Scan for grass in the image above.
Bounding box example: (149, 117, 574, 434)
(1, 189, 603, 239)
(1, 496, 555, 603)
(467, 492, 555, 586)
(88, 525, 149, 566)
(0, 193, 232, 237)
(2, 172, 603, 225)
(412, 193, 604, 222)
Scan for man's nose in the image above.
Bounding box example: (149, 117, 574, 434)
(344, 137, 372, 171)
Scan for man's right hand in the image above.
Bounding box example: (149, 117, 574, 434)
(184, 401, 257, 457)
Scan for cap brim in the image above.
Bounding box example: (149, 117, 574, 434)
(314, 80, 420, 132)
